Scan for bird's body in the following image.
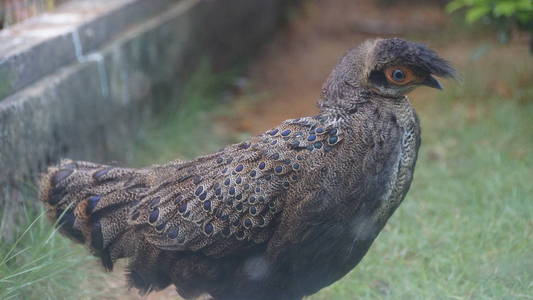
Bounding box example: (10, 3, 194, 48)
(40, 38, 454, 300)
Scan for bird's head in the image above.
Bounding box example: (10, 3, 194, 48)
(321, 38, 456, 103)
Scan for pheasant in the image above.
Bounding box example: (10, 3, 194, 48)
(40, 38, 455, 300)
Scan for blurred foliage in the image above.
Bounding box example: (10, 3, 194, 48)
(446, 0, 533, 45)
(447, 0, 532, 25)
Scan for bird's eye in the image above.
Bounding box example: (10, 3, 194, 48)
(392, 69, 405, 81)
(384, 66, 415, 85)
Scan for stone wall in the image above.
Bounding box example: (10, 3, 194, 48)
(0, 0, 290, 235)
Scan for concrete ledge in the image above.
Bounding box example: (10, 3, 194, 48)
(0, 0, 173, 100)
(0, 0, 289, 235)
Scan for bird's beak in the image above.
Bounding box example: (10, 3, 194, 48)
(422, 75, 442, 90)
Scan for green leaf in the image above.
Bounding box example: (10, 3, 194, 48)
(466, 5, 491, 23)
(446, 0, 468, 13)
(494, 2, 518, 17)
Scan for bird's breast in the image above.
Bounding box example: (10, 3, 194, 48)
(336, 102, 421, 281)
(373, 101, 420, 223)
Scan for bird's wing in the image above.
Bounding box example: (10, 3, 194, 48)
(128, 116, 344, 257)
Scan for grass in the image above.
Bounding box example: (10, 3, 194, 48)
(0, 203, 113, 300)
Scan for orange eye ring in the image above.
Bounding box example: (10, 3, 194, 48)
(384, 66, 415, 86)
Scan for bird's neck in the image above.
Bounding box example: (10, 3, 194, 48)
(318, 85, 404, 116)
(318, 79, 369, 115)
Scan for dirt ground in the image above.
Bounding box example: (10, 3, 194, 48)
(113, 0, 530, 298)
(221, 0, 449, 135)
(221, 0, 528, 135)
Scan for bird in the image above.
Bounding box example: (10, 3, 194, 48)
(39, 38, 455, 300)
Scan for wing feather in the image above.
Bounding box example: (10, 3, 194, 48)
(128, 116, 344, 257)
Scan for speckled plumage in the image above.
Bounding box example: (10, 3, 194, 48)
(40, 38, 455, 300)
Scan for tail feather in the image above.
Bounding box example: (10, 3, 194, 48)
(39, 159, 148, 270)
